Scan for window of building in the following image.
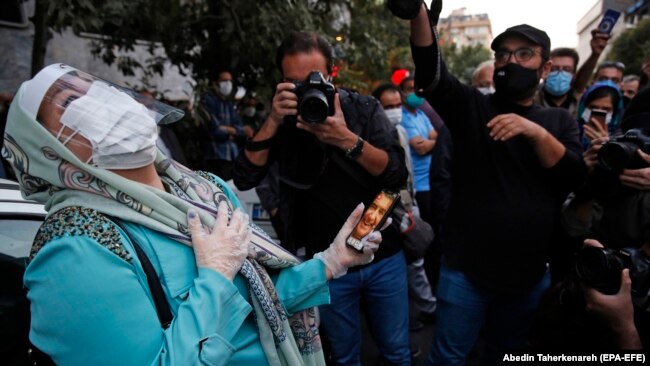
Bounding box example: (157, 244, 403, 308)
(465, 26, 488, 35)
(0, 0, 28, 28)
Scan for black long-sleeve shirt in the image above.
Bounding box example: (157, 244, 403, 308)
(233, 90, 407, 262)
(412, 44, 587, 292)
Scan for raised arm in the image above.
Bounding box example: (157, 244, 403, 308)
(574, 30, 610, 94)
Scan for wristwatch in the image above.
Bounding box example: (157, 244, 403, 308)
(344, 136, 365, 160)
(244, 137, 274, 151)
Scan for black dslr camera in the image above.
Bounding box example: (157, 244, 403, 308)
(573, 246, 650, 311)
(293, 71, 336, 124)
(574, 246, 632, 295)
(597, 128, 650, 172)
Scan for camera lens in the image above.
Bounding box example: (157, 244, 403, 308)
(598, 142, 638, 171)
(299, 89, 329, 124)
(575, 246, 624, 295)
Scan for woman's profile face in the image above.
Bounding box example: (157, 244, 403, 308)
(37, 75, 92, 161)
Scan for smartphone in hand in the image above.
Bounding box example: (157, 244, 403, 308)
(590, 109, 609, 129)
(597, 9, 621, 34)
(346, 190, 400, 252)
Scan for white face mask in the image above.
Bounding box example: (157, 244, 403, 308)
(243, 106, 256, 118)
(59, 81, 158, 169)
(384, 108, 403, 126)
(218, 80, 233, 96)
(477, 86, 495, 95)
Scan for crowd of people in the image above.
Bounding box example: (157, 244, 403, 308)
(2, 1, 650, 365)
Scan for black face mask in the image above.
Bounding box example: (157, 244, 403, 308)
(493, 63, 541, 101)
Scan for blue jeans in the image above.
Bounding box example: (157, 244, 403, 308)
(426, 264, 550, 366)
(319, 251, 411, 366)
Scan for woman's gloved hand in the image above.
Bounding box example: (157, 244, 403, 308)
(188, 201, 252, 281)
(314, 203, 386, 279)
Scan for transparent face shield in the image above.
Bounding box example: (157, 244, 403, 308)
(21, 64, 185, 169)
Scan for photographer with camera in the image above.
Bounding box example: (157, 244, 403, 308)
(233, 32, 410, 364)
(564, 87, 650, 250)
(535, 236, 647, 351)
(581, 239, 644, 350)
(559, 87, 650, 351)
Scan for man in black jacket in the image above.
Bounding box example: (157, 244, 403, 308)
(389, 3, 586, 365)
(233, 31, 409, 365)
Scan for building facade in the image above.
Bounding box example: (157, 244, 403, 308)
(437, 8, 493, 50)
(576, 0, 636, 68)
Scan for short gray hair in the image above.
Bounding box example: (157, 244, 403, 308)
(472, 60, 495, 82)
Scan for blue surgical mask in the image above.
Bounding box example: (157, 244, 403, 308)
(406, 93, 424, 108)
(544, 70, 573, 97)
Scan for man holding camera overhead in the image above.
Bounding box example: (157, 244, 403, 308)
(387, 1, 588, 364)
(233, 31, 410, 364)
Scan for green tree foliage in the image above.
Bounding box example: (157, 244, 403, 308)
(35, 0, 333, 93)
(608, 18, 650, 75)
(31, 0, 101, 76)
(36, 0, 411, 98)
(441, 43, 492, 84)
(335, 1, 411, 93)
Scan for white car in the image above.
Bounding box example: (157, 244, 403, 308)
(0, 178, 46, 260)
(0, 178, 278, 261)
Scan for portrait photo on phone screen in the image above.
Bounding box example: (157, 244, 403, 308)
(346, 190, 400, 252)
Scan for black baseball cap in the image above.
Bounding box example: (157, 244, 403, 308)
(491, 24, 551, 58)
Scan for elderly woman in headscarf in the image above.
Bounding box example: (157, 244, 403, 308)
(1, 64, 381, 366)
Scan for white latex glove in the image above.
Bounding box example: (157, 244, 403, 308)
(188, 201, 252, 281)
(314, 203, 386, 279)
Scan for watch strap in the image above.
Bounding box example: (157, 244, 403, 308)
(344, 136, 365, 160)
(245, 137, 274, 152)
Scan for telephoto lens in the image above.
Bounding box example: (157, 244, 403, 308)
(293, 71, 336, 124)
(598, 141, 638, 171)
(299, 89, 330, 124)
(574, 246, 630, 295)
(597, 128, 650, 171)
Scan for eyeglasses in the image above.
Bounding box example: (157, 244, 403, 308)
(598, 61, 625, 71)
(494, 48, 540, 64)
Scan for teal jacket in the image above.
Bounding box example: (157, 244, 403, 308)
(25, 186, 329, 365)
